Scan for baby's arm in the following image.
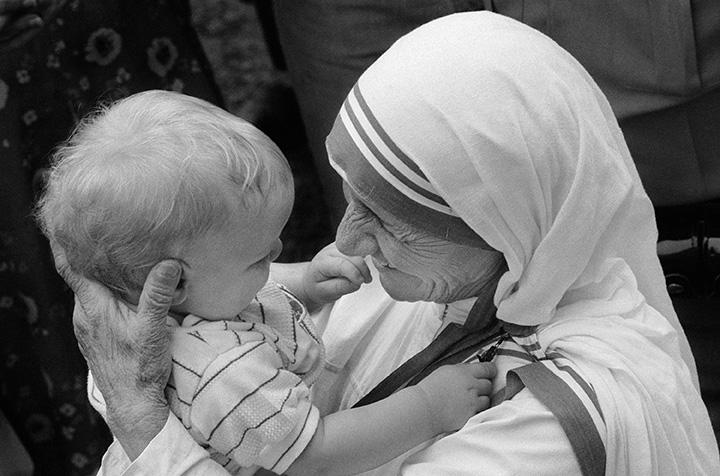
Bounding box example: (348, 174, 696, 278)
(287, 361, 497, 476)
(271, 243, 371, 312)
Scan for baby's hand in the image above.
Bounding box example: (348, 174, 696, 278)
(303, 243, 372, 308)
(415, 362, 497, 434)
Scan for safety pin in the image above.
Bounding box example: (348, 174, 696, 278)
(476, 333, 509, 362)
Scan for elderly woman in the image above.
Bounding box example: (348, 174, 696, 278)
(56, 12, 718, 476)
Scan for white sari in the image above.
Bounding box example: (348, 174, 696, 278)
(324, 11, 719, 475)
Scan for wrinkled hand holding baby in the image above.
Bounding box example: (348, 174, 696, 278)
(302, 242, 372, 311)
(51, 240, 181, 460)
(414, 362, 497, 434)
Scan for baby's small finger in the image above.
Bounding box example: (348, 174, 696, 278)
(466, 361, 497, 379)
(348, 256, 372, 283)
(472, 378, 493, 395)
(334, 277, 361, 295)
(475, 395, 491, 411)
(339, 259, 370, 286)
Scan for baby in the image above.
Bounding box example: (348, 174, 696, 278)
(37, 90, 493, 476)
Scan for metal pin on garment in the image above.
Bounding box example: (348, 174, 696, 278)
(476, 332, 509, 362)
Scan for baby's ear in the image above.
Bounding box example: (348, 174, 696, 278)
(171, 277, 188, 306)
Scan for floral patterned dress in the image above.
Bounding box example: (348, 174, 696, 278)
(0, 1, 224, 475)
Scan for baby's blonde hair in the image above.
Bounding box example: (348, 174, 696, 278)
(37, 90, 293, 300)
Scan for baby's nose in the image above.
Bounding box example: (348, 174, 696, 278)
(269, 239, 283, 262)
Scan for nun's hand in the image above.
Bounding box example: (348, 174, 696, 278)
(52, 241, 180, 460)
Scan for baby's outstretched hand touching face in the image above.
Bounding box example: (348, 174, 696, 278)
(415, 362, 497, 434)
(303, 242, 372, 309)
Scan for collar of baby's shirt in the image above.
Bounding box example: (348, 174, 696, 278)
(166, 313, 211, 327)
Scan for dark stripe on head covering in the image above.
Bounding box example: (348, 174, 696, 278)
(328, 88, 492, 248)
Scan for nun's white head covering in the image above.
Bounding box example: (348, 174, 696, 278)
(329, 12, 719, 475)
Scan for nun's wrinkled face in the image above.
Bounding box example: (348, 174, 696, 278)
(335, 183, 505, 303)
